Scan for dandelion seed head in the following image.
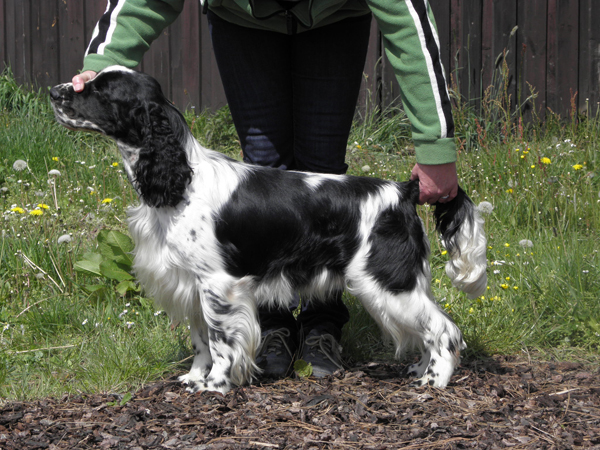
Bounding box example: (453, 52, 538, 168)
(477, 201, 494, 214)
(519, 239, 533, 248)
(48, 169, 61, 177)
(57, 234, 72, 244)
(13, 160, 27, 171)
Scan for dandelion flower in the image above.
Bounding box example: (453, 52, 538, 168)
(441, 250, 448, 256)
(541, 157, 551, 165)
(530, 165, 535, 169)
(504, 243, 510, 248)
(13, 160, 27, 171)
(48, 169, 61, 177)
(29, 209, 43, 216)
(11, 207, 25, 214)
(572, 164, 583, 170)
(506, 188, 513, 194)
(112, 162, 119, 167)
(500, 284, 509, 289)
(477, 201, 494, 214)
(57, 234, 72, 244)
(513, 286, 519, 290)
(37, 203, 50, 210)
(519, 239, 533, 248)
(101, 198, 113, 204)
(52, 157, 59, 162)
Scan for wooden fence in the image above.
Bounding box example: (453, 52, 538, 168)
(1, 0, 599, 120)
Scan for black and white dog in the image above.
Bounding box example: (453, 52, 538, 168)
(50, 66, 487, 394)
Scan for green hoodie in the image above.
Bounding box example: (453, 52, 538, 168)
(83, 0, 456, 165)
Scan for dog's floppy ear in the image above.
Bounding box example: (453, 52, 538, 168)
(134, 101, 193, 208)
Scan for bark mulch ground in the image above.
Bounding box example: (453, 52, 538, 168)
(1, 355, 599, 449)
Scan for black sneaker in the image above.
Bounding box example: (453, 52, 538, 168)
(300, 329, 344, 377)
(255, 328, 296, 379)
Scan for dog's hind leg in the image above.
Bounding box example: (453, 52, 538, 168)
(185, 282, 260, 395)
(351, 274, 465, 388)
(179, 312, 213, 389)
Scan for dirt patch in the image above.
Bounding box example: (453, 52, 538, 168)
(1, 355, 599, 449)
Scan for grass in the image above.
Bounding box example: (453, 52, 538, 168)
(0, 66, 599, 401)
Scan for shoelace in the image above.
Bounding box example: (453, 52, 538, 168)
(257, 328, 294, 358)
(304, 334, 344, 370)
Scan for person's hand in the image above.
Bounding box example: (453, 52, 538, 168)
(72, 71, 97, 92)
(410, 162, 458, 205)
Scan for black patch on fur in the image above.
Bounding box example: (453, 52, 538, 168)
(214, 169, 385, 288)
(365, 181, 427, 293)
(433, 187, 475, 255)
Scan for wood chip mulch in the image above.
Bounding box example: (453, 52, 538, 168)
(1, 355, 599, 449)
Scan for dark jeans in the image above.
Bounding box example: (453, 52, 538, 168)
(208, 10, 372, 341)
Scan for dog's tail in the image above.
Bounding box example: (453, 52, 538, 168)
(433, 188, 487, 299)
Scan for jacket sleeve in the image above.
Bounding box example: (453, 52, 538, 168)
(83, 0, 185, 73)
(367, 0, 456, 165)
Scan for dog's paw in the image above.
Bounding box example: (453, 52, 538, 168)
(407, 360, 428, 378)
(180, 375, 231, 395)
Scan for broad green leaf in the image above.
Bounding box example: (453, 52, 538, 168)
(84, 284, 106, 293)
(294, 359, 313, 378)
(74, 252, 104, 276)
(115, 280, 139, 296)
(99, 260, 134, 282)
(97, 230, 134, 266)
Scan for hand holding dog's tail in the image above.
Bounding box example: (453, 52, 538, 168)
(434, 189, 488, 299)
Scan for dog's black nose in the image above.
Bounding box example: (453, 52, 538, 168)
(49, 87, 62, 101)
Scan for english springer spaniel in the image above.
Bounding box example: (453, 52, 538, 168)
(50, 66, 487, 394)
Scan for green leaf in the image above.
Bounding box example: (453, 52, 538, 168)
(99, 260, 134, 282)
(119, 392, 133, 406)
(74, 252, 104, 277)
(97, 230, 134, 267)
(294, 359, 313, 378)
(115, 280, 139, 296)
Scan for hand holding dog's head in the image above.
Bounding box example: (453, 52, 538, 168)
(50, 66, 192, 208)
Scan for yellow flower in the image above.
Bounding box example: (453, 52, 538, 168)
(101, 198, 113, 204)
(520, 155, 525, 159)
(572, 164, 583, 170)
(500, 284, 509, 289)
(11, 207, 25, 214)
(513, 286, 519, 290)
(506, 189, 513, 194)
(52, 157, 59, 162)
(505, 276, 510, 281)
(30, 209, 43, 216)
(504, 243, 510, 248)
(441, 250, 448, 256)
(530, 165, 535, 169)
(37, 203, 50, 209)
(112, 162, 119, 167)
(469, 308, 475, 314)
(541, 157, 551, 164)
(523, 150, 529, 155)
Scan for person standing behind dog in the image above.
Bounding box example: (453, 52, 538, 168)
(72, 0, 459, 379)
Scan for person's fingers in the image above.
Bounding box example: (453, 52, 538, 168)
(72, 71, 97, 92)
(410, 162, 458, 205)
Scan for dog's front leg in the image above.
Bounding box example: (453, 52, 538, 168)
(184, 284, 260, 395)
(179, 313, 213, 389)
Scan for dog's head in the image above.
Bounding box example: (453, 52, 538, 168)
(50, 66, 192, 208)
